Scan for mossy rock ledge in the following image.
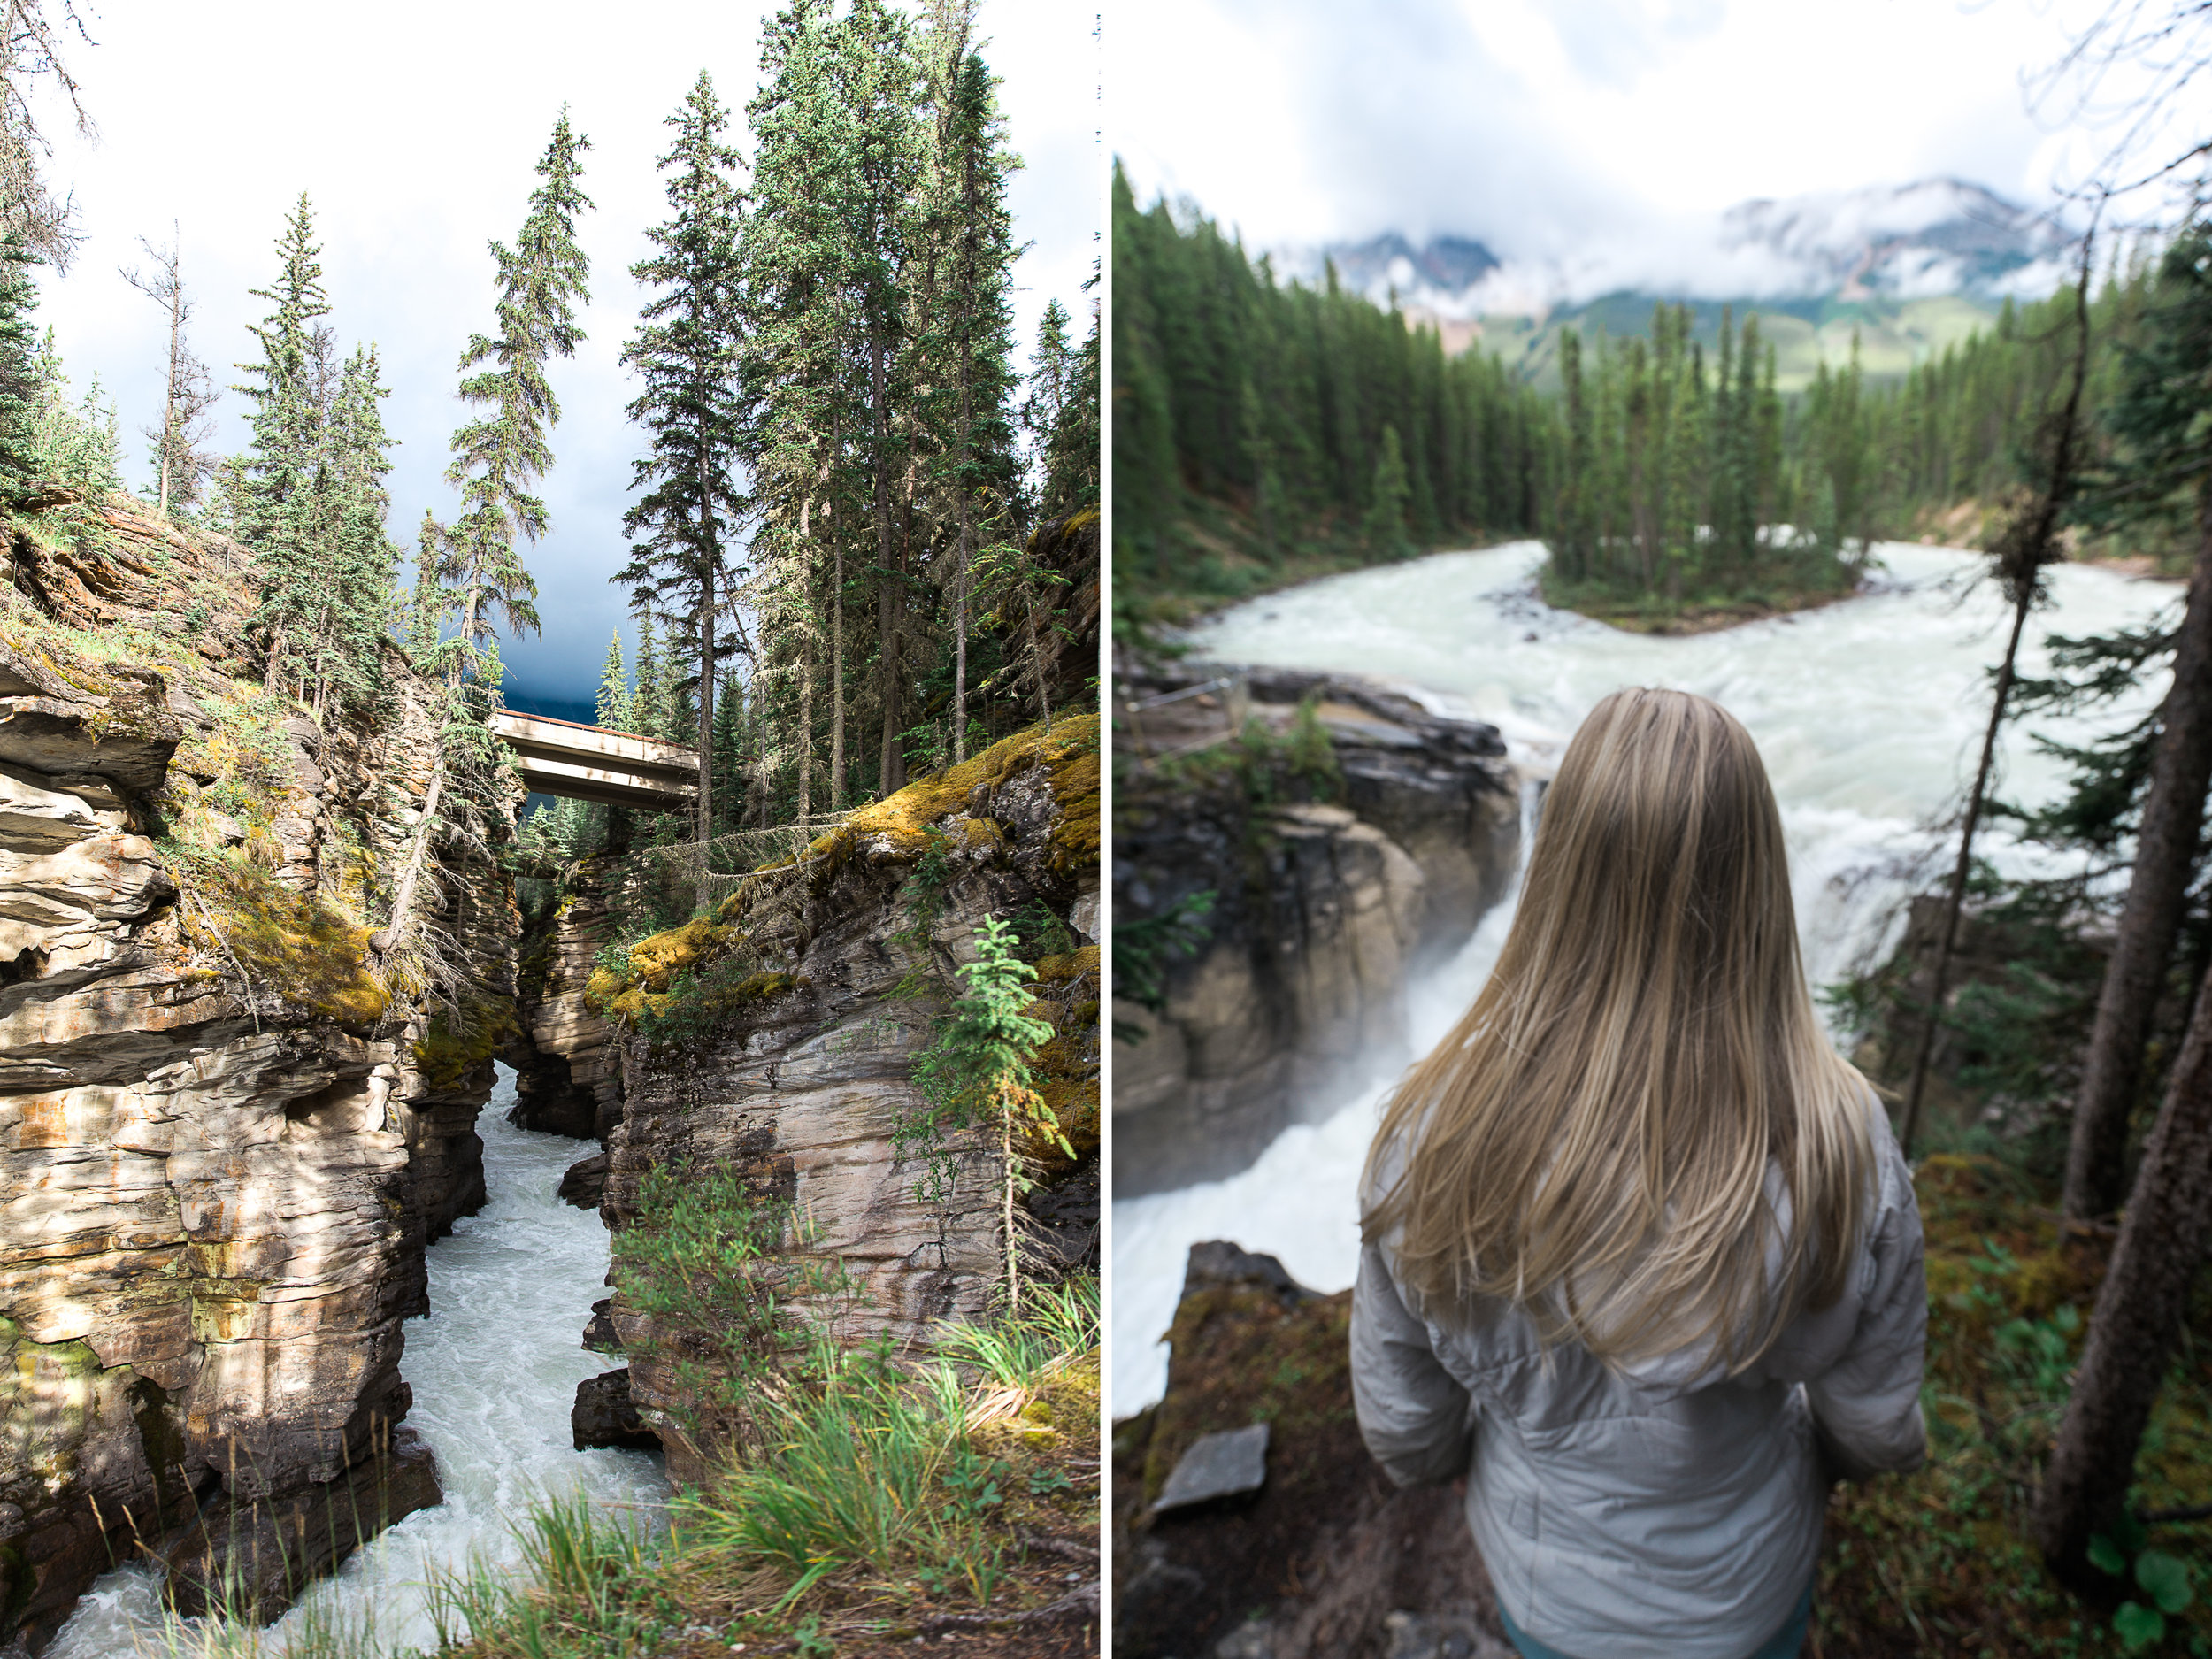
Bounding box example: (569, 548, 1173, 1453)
(588, 714, 1102, 1486)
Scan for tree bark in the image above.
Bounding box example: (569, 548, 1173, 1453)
(2064, 489, 2212, 1217)
(2035, 954, 2212, 1576)
(870, 329, 903, 801)
(832, 526, 846, 813)
(696, 541, 716, 916)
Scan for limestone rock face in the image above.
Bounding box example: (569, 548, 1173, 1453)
(0, 500, 517, 1649)
(1113, 665, 1519, 1197)
(511, 858, 622, 1141)
(599, 721, 1102, 1486)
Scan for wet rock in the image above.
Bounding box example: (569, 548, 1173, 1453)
(572, 1369, 659, 1452)
(1113, 1243, 1509, 1659)
(581, 1298, 622, 1355)
(160, 1425, 442, 1624)
(558, 1148, 610, 1210)
(511, 857, 624, 1141)
(1381, 1610, 1517, 1659)
(1114, 664, 1517, 1197)
(1154, 1423, 1270, 1513)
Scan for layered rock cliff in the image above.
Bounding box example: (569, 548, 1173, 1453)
(580, 717, 1102, 1484)
(1113, 664, 1520, 1196)
(0, 497, 518, 1646)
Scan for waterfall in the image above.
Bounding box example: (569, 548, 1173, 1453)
(50, 1066, 668, 1656)
(1110, 541, 2183, 1413)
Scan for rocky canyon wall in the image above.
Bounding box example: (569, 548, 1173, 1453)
(0, 498, 518, 1647)
(578, 717, 1102, 1485)
(1112, 664, 1520, 1197)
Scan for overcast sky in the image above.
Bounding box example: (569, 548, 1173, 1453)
(33, 0, 1099, 716)
(1110, 0, 2176, 260)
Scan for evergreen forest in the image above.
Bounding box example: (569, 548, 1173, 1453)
(1114, 164, 2184, 632)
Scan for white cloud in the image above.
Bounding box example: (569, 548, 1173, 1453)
(33, 0, 1099, 706)
(1111, 0, 2152, 260)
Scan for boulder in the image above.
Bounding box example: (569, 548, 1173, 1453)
(572, 1369, 659, 1453)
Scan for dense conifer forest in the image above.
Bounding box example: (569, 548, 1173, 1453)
(0, 0, 1104, 941)
(1113, 165, 2177, 632)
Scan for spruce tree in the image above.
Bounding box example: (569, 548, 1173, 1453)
(834, 0, 923, 798)
(595, 628, 630, 731)
(234, 194, 331, 690)
(741, 0, 868, 813)
(916, 16, 1019, 763)
(0, 236, 39, 492)
(122, 227, 219, 519)
(616, 70, 747, 861)
(382, 111, 593, 963)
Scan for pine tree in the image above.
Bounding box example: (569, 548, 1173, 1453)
(0, 236, 39, 491)
(381, 112, 593, 964)
(916, 12, 1020, 764)
(595, 628, 630, 731)
(835, 0, 923, 799)
(234, 194, 331, 689)
(616, 70, 747, 864)
(1363, 424, 1411, 556)
(434, 108, 593, 660)
(121, 227, 219, 519)
(1022, 296, 1072, 465)
(742, 0, 871, 816)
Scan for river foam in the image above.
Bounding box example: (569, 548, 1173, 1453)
(50, 1066, 668, 1657)
(1111, 541, 2183, 1413)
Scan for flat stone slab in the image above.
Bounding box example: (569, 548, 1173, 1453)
(1153, 1422, 1271, 1514)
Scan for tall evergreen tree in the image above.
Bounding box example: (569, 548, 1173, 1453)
(741, 0, 867, 813)
(234, 193, 331, 688)
(0, 235, 39, 491)
(382, 111, 593, 963)
(616, 70, 748, 863)
(121, 227, 218, 519)
(916, 11, 1019, 763)
(595, 628, 630, 731)
(834, 0, 923, 798)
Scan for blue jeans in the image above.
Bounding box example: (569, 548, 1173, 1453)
(1497, 1575, 1815, 1659)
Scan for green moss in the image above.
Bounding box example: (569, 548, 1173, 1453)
(166, 844, 389, 1024)
(1814, 1153, 2212, 1654)
(411, 1000, 518, 1092)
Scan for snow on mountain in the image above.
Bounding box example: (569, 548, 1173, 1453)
(1281, 180, 2076, 319)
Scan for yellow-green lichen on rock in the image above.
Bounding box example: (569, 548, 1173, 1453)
(411, 1000, 519, 1092)
(174, 851, 389, 1025)
(592, 714, 1101, 1020)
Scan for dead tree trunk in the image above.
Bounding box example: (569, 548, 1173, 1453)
(2064, 489, 2212, 1217)
(2034, 951, 2212, 1576)
(1900, 246, 2097, 1156)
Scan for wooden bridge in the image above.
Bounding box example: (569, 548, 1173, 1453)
(491, 708, 697, 811)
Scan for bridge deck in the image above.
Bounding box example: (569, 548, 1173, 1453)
(493, 709, 697, 810)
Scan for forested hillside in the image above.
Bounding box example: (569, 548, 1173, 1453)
(1114, 168, 2175, 630)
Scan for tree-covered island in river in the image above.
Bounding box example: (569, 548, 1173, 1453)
(1, 0, 1102, 1652)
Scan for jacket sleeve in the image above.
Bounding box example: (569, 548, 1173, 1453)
(1803, 1123, 1929, 1481)
(1351, 1240, 1475, 1488)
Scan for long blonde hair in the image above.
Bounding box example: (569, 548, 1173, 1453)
(1362, 687, 1871, 1375)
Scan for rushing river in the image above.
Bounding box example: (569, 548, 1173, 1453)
(51, 1066, 668, 1657)
(1111, 540, 2186, 1414)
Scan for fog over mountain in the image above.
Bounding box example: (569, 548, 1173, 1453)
(1279, 179, 2077, 322)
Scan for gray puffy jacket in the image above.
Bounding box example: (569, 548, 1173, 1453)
(1351, 1100, 1926, 1659)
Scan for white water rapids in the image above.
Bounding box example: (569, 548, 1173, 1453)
(50, 1066, 669, 1657)
(1111, 540, 2185, 1414)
